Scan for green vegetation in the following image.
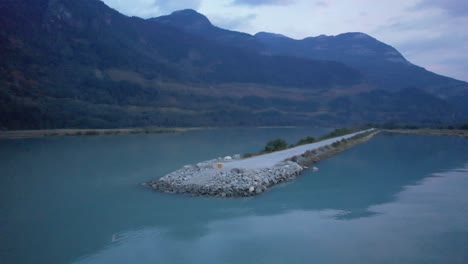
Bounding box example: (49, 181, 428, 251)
(294, 136, 316, 146)
(263, 139, 289, 153)
(369, 122, 468, 131)
(1, 1, 466, 130)
(243, 127, 366, 158)
(320, 128, 358, 140)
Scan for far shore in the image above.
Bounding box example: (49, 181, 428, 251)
(2, 127, 467, 140)
(385, 129, 468, 137)
(0, 127, 201, 139)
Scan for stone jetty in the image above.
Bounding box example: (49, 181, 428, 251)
(147, 129, 379, 197)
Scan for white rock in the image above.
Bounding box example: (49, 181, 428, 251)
(312, 166, 319, 171)
(224, 156, 232, 161)
(249, 186, 255, 193)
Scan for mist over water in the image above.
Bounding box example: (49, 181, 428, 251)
(1, 129, 467, 264)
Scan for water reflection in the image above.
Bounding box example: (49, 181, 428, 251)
(1, 130, 468, 264)
(75, 165, 468, 264)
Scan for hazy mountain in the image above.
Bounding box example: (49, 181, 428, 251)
(156, 9, 467, 97)
(0, 1, 466, 129)
(255, 32, 467, 97)
(151, 9, 264, 52)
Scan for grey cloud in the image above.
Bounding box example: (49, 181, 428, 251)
(232, 0, 295, 6)
(156, 0, 202, 14)
(371, 9, 468, 81)
(211, 13, 257, 30)
(315, 1, 328, 8)
(415, 0, 468, 17)
(102, 0, 201, 18)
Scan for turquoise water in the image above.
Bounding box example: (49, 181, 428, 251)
(1, 128, 468, 264)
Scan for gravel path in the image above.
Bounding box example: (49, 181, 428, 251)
(148, 129, 376, 197)
(222, 130, 372, 169)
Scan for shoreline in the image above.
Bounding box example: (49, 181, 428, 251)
(0, 126, 316, 140)
(385, 129, 468, 138)
(0, 127, 199, 139)
(147, 129, 380, 197)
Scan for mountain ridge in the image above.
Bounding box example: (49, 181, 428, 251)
(0, 1, 466, 129)
(156, 9, 467, 96)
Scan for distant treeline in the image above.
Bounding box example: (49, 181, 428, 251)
(367, 122, 468, 130)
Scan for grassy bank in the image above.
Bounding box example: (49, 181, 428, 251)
(0, 127, 199, 139)
(385, 129, 468, 138)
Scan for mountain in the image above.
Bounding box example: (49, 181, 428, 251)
(255, 32, 467, 97)
(156, 10, 467, 97)
(0, 1, 466, 129)
(151, 9, 264, 52)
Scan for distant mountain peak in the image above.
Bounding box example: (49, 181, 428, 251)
(255, 32, 289, 39)
(334, 32, 377, 42)
(339, 32, 371, 37)
(159, 9, 212, 27)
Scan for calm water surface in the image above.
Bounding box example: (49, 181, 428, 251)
(1, 128, 468, 264)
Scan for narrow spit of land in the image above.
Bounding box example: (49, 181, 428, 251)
(148, 129, 379, 197)
(386, 129, 468, 138)
(0, 127, 198, 139)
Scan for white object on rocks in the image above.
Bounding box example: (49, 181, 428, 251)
(312, 166, 319, 171)
(224, 156, 232, 161)
(249, 186, 255, 193)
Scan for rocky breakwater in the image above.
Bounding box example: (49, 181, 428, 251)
(148, 158, 303, 197)
(147, 129, 378, 197)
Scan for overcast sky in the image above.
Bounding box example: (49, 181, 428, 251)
(102, 0, 468, 82)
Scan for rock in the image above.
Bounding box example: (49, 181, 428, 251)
(147, 130, 376, 197)
(231, 168, 244, 174)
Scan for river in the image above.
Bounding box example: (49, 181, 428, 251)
(1, 128, 467, 264)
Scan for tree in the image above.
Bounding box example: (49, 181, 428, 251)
(263, 139, 288, 153)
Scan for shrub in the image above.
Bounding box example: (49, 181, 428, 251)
(263, 139, 288, 153)
(295, 136, 316, 146)
(320, 128, 356, 140)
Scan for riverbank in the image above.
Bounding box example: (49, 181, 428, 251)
(385, 129, 468, 138)
(0, 127, 199, 139)
(148, 129, 380, 197)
